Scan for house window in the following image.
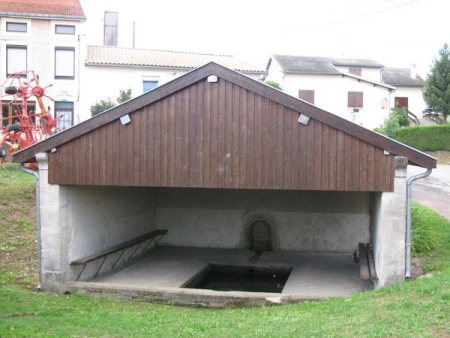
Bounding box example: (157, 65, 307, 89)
(55, 47, 75, 79)
(143, 81, 158, 93)
(349, 67, 361, 76)
(55, 101, 74, 130)
(6, 22, 27, 32)
(298, 90, 315, 104)
(55, 25, 75, 35)
(6, 45, 27, 76)
(2, 101, 35, 127)
(348, 91, 363, 108)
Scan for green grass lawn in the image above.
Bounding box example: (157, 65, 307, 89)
(0, 163, 449, 337)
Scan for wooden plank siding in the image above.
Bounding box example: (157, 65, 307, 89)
(48, 77, 394, 191)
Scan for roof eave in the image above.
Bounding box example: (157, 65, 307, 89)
(0, 11, 86, 20)
(341, 73, 396, 90)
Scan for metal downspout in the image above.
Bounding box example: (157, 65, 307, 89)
(20, 164, 42, 291)
(405, 167, 432, 279)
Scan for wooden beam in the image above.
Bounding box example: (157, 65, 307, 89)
(359, 242, 370, 280)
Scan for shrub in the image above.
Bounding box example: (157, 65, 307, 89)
(392, 107, 410, 127)
(375, 107, 409, 137)
(90, 98, 116, 117)
(384, 115, 400, 138)
(393, 124, 450, 151)
(117, 88, 133, 104)
(265, 80, 282, 90)
(90, 89, 133, 117)
(411, 202, 443, 254)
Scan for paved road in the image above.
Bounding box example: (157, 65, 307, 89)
(408, 164, 450, 220)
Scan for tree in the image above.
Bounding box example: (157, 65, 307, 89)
(423, 43, 450, 121)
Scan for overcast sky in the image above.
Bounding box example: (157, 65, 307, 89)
(80, 0, 449, 78)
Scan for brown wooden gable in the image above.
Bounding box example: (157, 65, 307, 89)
(13, 62, 436, 192)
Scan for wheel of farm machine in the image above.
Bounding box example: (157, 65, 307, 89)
(4, 86, 18, 95)
(0, 146, 7, 158)
(7, 124, 20, 131)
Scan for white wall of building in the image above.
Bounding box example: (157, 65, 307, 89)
(79, 65, 261, 122)
(78, 65, 182, 121)
(280, 73, 391, 130)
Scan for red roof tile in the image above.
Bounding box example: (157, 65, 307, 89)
(0, 0, 85, 19)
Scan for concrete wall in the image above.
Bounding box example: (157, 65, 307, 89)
(37, 154, 158, 290)
(155, 188, 371, 252)
(371, 157, 408, 287)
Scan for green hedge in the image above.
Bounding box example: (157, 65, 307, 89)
(393, 124, 450, 151)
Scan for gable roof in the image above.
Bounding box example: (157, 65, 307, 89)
(85, 45, 264, 74)
(13, 62, 435, 170)
(381, 67, 424, 87)
(0, 0, 85, 20)
(270, 55, 384, 74)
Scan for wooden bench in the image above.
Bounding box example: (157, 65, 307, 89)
(358, 242, 378, 281)
(71, 229, 167, 280)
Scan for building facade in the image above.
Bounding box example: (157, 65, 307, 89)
(0, 0, 86, 130)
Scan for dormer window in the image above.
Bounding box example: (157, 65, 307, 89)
(6, 22, 27, 33)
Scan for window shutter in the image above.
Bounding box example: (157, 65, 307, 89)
(349, 67, 362, 76)
(298, 90, 315, 104)
(348, 92, 363, 108)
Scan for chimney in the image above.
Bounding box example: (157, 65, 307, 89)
(410, 64, 417, 79)
(104, 11, 118, 46)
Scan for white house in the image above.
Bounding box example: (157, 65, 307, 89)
(266, 55, 409, 130)
(79, 45, 264, 122)
(0, 0, 86, 130)
(381, 67, 426, 121)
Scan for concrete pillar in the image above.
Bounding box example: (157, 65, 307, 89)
(36, 153, 65, 292)
(371, 156, 408, 288)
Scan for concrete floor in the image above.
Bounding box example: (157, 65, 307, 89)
(66, 247, 373, 307)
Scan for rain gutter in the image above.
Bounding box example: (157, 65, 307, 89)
(405, 167, 432, 279)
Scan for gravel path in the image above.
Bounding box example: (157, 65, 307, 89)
(408, 164, 450, 220)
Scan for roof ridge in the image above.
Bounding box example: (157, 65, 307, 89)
(88, 45, 234, 58)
